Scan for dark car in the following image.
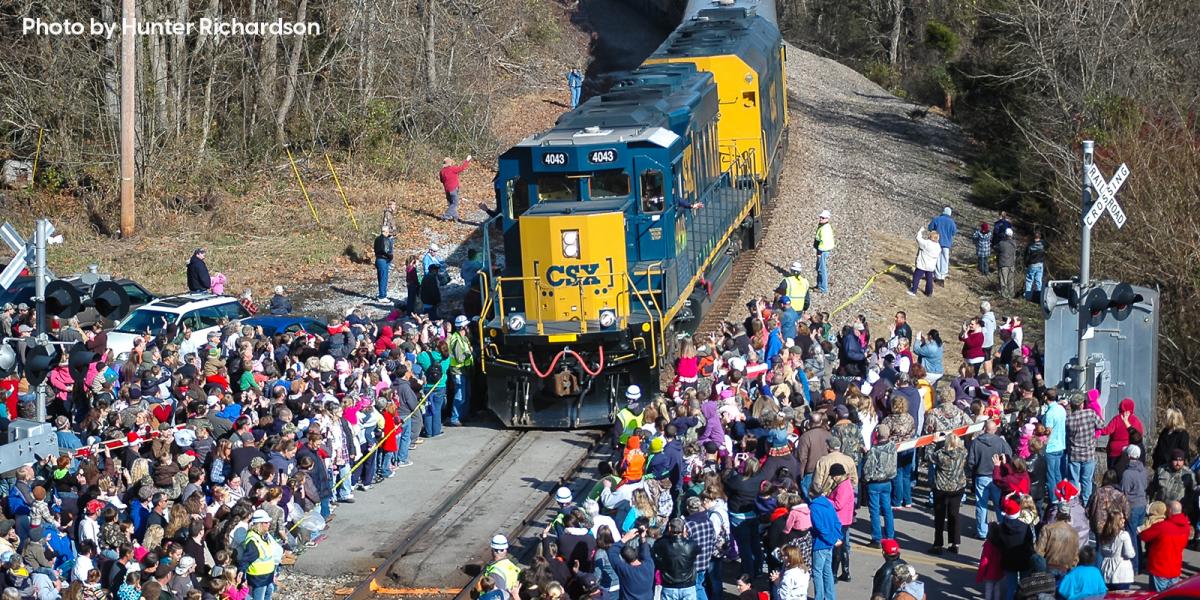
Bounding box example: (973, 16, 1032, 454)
(0, 276, 37, 308)
(240, 315, 327, 337)
(64, 277, 158, 328)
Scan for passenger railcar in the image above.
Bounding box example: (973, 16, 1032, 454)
(477, 0, 787, 427)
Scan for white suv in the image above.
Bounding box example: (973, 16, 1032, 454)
(106, 292, 250, 359)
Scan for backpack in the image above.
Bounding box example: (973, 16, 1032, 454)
(1015, 571, 1056, 600)
(864, 443, 897, 482)
(420, 352, 444, 385)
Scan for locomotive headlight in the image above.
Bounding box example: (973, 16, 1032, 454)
(561, 229, 580, 259)
(506, 313, 527, 333)
(599, 307, 617, 330)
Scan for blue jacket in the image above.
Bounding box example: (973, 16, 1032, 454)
(764, 327, 784, 365)
(646, 439, 685, 487)
(928, 214, 957, 249)
(779, 307, 799, 341)
(912, 340, 944, 375)
(608, 541, 655, 600)
(810, 496, 842, 550)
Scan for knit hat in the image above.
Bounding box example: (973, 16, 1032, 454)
(829, 463, 847, 478)
(1002, 496, 1021, 518)
(650, 437, 665, 453)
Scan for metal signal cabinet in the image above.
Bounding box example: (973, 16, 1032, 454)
(1042, 280, 1160, 433)
(479, 0, 787, 428)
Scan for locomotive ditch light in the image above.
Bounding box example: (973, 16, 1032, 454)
(599, 307, 617, 331)
(506, 313, 527, 333)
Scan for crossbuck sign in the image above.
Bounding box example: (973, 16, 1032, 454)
(1084, 163, 1129, 229)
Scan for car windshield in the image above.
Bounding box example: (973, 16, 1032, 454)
(114, 309, 176, 335)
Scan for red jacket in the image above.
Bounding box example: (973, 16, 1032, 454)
(1099, 398, 1145, 458)
(961, 331, 985, 360)
(439, 161, 470, 193)
(1140, 513, 1191, 578)
(992, 463, 1030, 496)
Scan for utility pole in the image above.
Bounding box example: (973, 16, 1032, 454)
(33, 219, 49, 421)
(119, 0, 136, 237)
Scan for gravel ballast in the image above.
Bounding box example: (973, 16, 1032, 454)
(731, 45, 980, 325)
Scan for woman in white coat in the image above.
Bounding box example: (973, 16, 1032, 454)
(1099, 509, 1136, 590)
(910, 228, 942, 297)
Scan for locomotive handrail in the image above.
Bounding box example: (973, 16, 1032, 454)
(624, 272, 661, 370)
(631, 261, 667, 360)
(477, 272, 492, 374)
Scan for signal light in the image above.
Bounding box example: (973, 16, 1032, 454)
(44, 280, 82, 318)
(67, 342, 96, 385)
(0, 345, 15, 376)
(1108, 282, 1143, 321)
(24, 345, 59, 387)
(90, 281, 131, 321)
(1083, 287, 1109, 328)
(1049, 281, 1079, 309)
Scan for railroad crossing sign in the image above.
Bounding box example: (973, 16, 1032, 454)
(0, 221, 57, 290)
(0, 222, 30, 290)
(1084, 163, 1129, 229)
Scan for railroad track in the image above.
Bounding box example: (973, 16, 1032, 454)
(340, 430, 604, 600)
(695, 245, 761, 336)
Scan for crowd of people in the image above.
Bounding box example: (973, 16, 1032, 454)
(478, 208, 1195, 600)
(0, 199, 1191, 600)
(0, 238, 483, 599)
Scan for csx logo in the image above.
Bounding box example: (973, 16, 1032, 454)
(546, 264, 601, 287)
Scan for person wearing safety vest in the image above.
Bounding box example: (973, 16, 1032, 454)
(448, 315, 476, 426)
(238, 509, 283, 600)
(775, 261, 811, 311)
(612, 385, 645, 453)
(481, 534, 523, 593)
(814, 209, 835, 293)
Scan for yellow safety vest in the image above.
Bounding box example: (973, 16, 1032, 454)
(815, 223, 835, 251)
(484, 557, 522, 589)
(616, 408, 643, 445)
(449, 333, 475, 368)
(783, 275, 810, 302)
(244, 531, 275, 576)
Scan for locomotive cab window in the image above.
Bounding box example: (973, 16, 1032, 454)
(536, 176, 580, 202)
(505, 177, 529, 218)
(640, 170, 665, 213)
(589, 170, 630, 199)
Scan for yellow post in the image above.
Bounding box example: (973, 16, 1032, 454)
(31, 127, 44, 186)
(324, 153, 360, 232)
(286, 145, 321, 225)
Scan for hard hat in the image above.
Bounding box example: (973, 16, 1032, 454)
(625, 385, 642, 401)
(430, 243, 440, 252)
(250, 509, 271, 524)
(490, 534, 509, 550)
(790, 261, 803, 272)
(454, 315, 470, 328)
(818, 210, 831, 220)
(555, 486, 572, 504)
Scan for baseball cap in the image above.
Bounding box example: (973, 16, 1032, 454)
(881, 539, 900, 555)
(175, 556, 196, 575)
(429, 243, 440, 252)
(250, 509, 271, 524)
(779, 295, 791, 305)
(576, 573, 599, 594)
(490, 534, 509, 550)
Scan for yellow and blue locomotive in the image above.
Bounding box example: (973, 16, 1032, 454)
(478, 0, 787, 427)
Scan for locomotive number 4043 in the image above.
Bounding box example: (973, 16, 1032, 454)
(542, 152, 569, 166)
(588, 149, 617, 164)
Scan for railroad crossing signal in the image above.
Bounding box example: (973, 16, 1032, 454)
(1084, 163, 1129, 229)
(0, 222, 30, 290)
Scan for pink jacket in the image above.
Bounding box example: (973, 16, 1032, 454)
(830, 478, 855, 526)
(49, 366, 73, 401)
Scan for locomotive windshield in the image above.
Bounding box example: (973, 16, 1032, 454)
(536, 176, 580, 202)
(588, 170, 630, 199)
